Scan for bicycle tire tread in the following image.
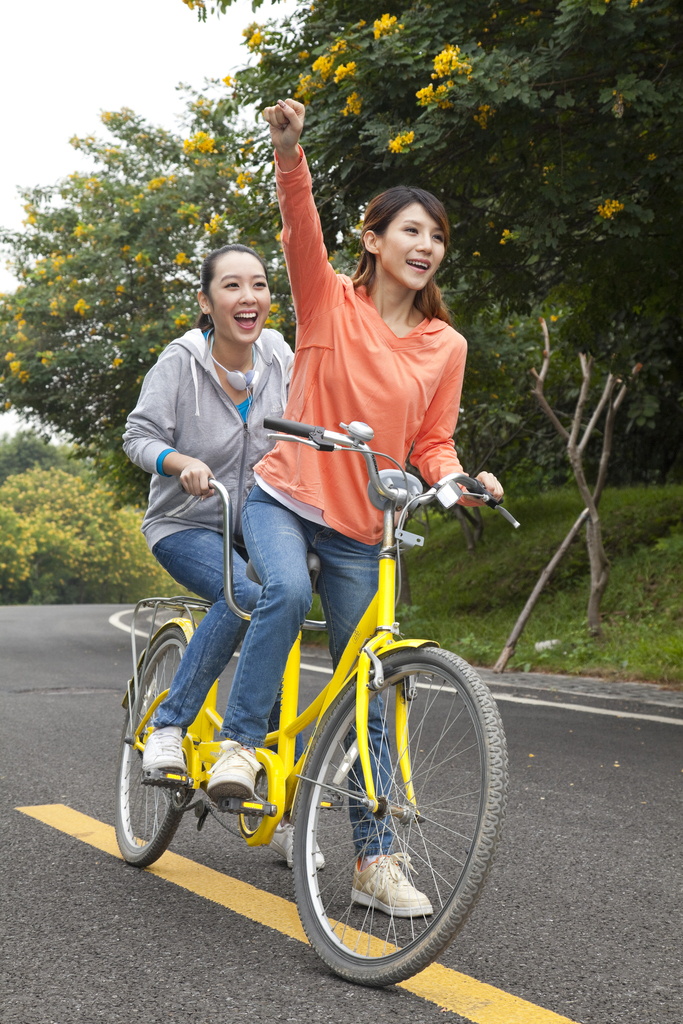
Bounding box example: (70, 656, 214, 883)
(292, 647, 508, 987)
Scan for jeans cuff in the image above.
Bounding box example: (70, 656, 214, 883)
(219, 727, 263, 748)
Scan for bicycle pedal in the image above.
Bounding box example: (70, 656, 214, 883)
(215, 796, 278, 817)
(142, 768, 194, 789)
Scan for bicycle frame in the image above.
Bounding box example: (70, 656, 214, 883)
(131, 470, 433, 847)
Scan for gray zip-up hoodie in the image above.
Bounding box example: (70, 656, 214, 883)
(123, 327, 293, 552)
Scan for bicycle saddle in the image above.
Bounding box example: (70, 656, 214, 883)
(246, 551, 322, 594)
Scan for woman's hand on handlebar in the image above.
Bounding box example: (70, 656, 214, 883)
(162, 452, 215, 499)
(262, 98, 305, 171)
(459, 472, 504, 507)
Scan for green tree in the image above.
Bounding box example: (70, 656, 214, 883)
(0, 467, 176, 604)
(0, 89, 292, 503)
(0, 429, 79, 487)
(222, 0, 683, 482)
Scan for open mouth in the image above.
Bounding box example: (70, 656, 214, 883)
(406, 259, 430, 272)
(234, 311, 259, 329)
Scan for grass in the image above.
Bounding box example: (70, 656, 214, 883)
(305, 484, 683, 687)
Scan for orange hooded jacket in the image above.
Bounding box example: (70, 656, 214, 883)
(255, 150, 467, 546)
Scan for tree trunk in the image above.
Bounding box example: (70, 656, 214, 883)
(493, 507, 589, 672)
(585, 516, 610, 634)
(453, 506, 476, 554)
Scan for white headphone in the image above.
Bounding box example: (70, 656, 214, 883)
(206, 327, 260, 391)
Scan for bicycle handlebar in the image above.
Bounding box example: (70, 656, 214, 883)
(265, 419, 520, 529)
(263, 416, 317, 438)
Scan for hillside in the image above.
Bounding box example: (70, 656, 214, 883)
(397, 485, 683, 687)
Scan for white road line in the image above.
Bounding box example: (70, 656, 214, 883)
(108, 613, 677, 724)
(108, 609, 148, 638)
(107, 609, 334, 675)
(490, 691, 683, 726)
(415, 682, 682, 726)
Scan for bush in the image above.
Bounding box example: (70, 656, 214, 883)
(0, 467, 177, 604)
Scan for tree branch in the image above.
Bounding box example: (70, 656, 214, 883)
(578, 372, 617, 454)
(530, 322, 571, 442)
(493, 507, 590, 672)
(569, 353, 593, 450)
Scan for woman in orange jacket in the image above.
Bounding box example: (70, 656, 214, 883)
(206, 98, 502, 911)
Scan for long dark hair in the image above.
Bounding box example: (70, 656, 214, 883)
(351, 186, 451, 325)
(194, 244, 270, 330)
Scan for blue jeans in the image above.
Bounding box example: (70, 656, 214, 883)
(222, 486, 392, 855)
(151, 529, 261, 733)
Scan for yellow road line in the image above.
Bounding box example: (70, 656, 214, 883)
(17, 804, 579, 1024)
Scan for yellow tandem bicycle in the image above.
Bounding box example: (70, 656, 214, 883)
(115, 418, 517, 986)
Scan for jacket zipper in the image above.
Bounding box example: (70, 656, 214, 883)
(234, 419, 250, 538)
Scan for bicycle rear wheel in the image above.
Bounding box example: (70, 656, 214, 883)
(115, 624, 190, 867)
(292, 647, 508, 986)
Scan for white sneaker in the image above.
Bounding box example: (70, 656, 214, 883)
(270, 822, 325, 870)
(351, 854, 433, 918)
(142, 726, 185, 773)
(206, 739, 259, 800)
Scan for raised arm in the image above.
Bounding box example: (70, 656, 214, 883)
(262, 99, 344, 324)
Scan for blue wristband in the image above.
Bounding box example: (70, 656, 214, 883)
(156, 448, 176, 476)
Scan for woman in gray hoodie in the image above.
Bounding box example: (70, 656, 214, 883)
(123, 243, 293, 777)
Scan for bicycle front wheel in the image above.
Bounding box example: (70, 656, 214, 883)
(115, 624, 190, 867)
(292, 647, 508, 986)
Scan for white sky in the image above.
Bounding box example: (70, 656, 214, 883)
(0, 0, 298, 437)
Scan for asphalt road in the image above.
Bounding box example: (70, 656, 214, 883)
(1, 605, 681, 1024)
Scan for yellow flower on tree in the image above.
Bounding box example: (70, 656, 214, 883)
(374, 14, 402, 39)
(312, 53, 335, 80)
(388, 131, 415, 154)
(342, 92, 362, 116)
(174, 253, 191, 266)
(334, 61, 356, 83)
(205, 213, 224, 234)
(432, 44, 472, 80)
(244, 24, 264, 51)
(235, 171, 253, 191)
(474, 104, 495, 128)
(597, 199, 625, 219)
(416, 83, 453, 109)
(183, 131, 217, 154)
(74, 298, 90, 316)
(112, 358, 123, 368)
(500, 229, 514, 245)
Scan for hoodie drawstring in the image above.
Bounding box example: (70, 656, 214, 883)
(190, 355, 200, 417)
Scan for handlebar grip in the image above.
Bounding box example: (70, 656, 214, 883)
(456, 475, 486, 495)
(263, 417, 318, 438)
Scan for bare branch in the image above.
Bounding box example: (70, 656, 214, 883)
(569, 353, 593, 450)
(579, 373, 617, 453)
(538, 317, 551, 383)
(593, 364, 642, 505)
(530, 348, 570, 440)
(493, 507, 590, 672)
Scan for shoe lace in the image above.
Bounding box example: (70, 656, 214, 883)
(152, 731, 182, 755)
(207, 743, 255, 777)
(374, 852, 416, 885)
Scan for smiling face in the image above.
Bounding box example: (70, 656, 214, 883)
(198, 250, 270, 352)
(363, 202, 446, 293)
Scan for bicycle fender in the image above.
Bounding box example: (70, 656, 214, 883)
(122, 617, 197, 709)
(373, 637, 440, 659)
